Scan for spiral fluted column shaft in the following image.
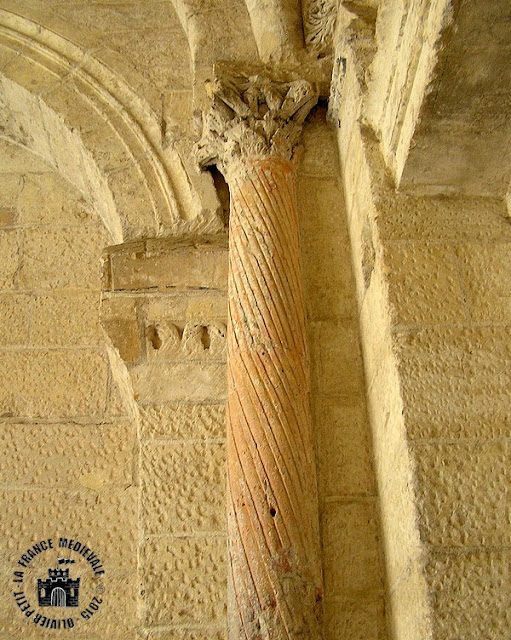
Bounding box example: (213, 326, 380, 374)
(226, 157, 322, 640)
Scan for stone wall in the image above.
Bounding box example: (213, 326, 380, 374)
(0, 107, 392, 638)
(384, 192, 511, 639)
(364, 0, 452, 184)
(0, 139, 138, 639)
(299, 109, 388, 640)
(0, 1, 509, 638)
(102, 236, 229, 639)
(334, 18, 511, 640)
(91, 110, 389, 639)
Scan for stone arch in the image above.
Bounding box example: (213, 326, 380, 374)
(0, 9, 222, 242)
(0, 75, 122, 243)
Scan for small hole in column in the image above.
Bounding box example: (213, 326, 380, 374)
(270, 507, 276, 518)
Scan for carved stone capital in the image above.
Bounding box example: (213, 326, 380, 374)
(196, 75, 318, 178)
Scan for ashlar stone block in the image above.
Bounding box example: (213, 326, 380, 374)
(0, 49, 61, 95)
(141, 293, 227, 332)
(0, 138, 51, 175)
(141, 537, 226, 627)
(299, 176, 356, 320)
(145, 631, 226, 640)
(324, 594, 387, 640)
(456, 242, 511, 323)
(310, 319, 365, 400)
(139, 403, 226, 440)
(0, 207, 16, 227)
(299, 112, 339, 178)
(376, 195, 511, 242)
(17, 172, 94, 226)
(142, 442, 226, 535)
(384, 242, 468, 325)
(131, 362, 226, 403)
(101, 296, 141, 363)
(0, 173, 23, 211)
(19, 226, 108, 290)
(0, 349, 108, 419)
(0, 568, 138, 640)
(0, 421, 134, 489)
(412, 440, 511, 547)
(107, 237, 228, 292)
(398, 326, 511, 431)
(406, 405, 511, 441)
(0, 229, 20, 289)
(31, 291, 102, 347)
(0, 487, 137, 571)
(0, 293, 32, 346)
(316, 401, 376, 497)
(321, 500, 384, 597)
(426, 550, 511, 640)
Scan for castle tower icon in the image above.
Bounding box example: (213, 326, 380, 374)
(37, 564, 80, 607)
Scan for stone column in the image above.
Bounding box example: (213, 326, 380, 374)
(198, 75, 323, 640)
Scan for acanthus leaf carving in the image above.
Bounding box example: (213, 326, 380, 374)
(302, 0, 340, 55)
(303, 1, 378, 57)
(196, 74, 318, 179)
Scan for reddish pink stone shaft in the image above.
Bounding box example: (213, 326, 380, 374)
(226, 157, 323, 639)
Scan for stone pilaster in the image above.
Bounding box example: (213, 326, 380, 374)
(198, 75, 322, 640)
